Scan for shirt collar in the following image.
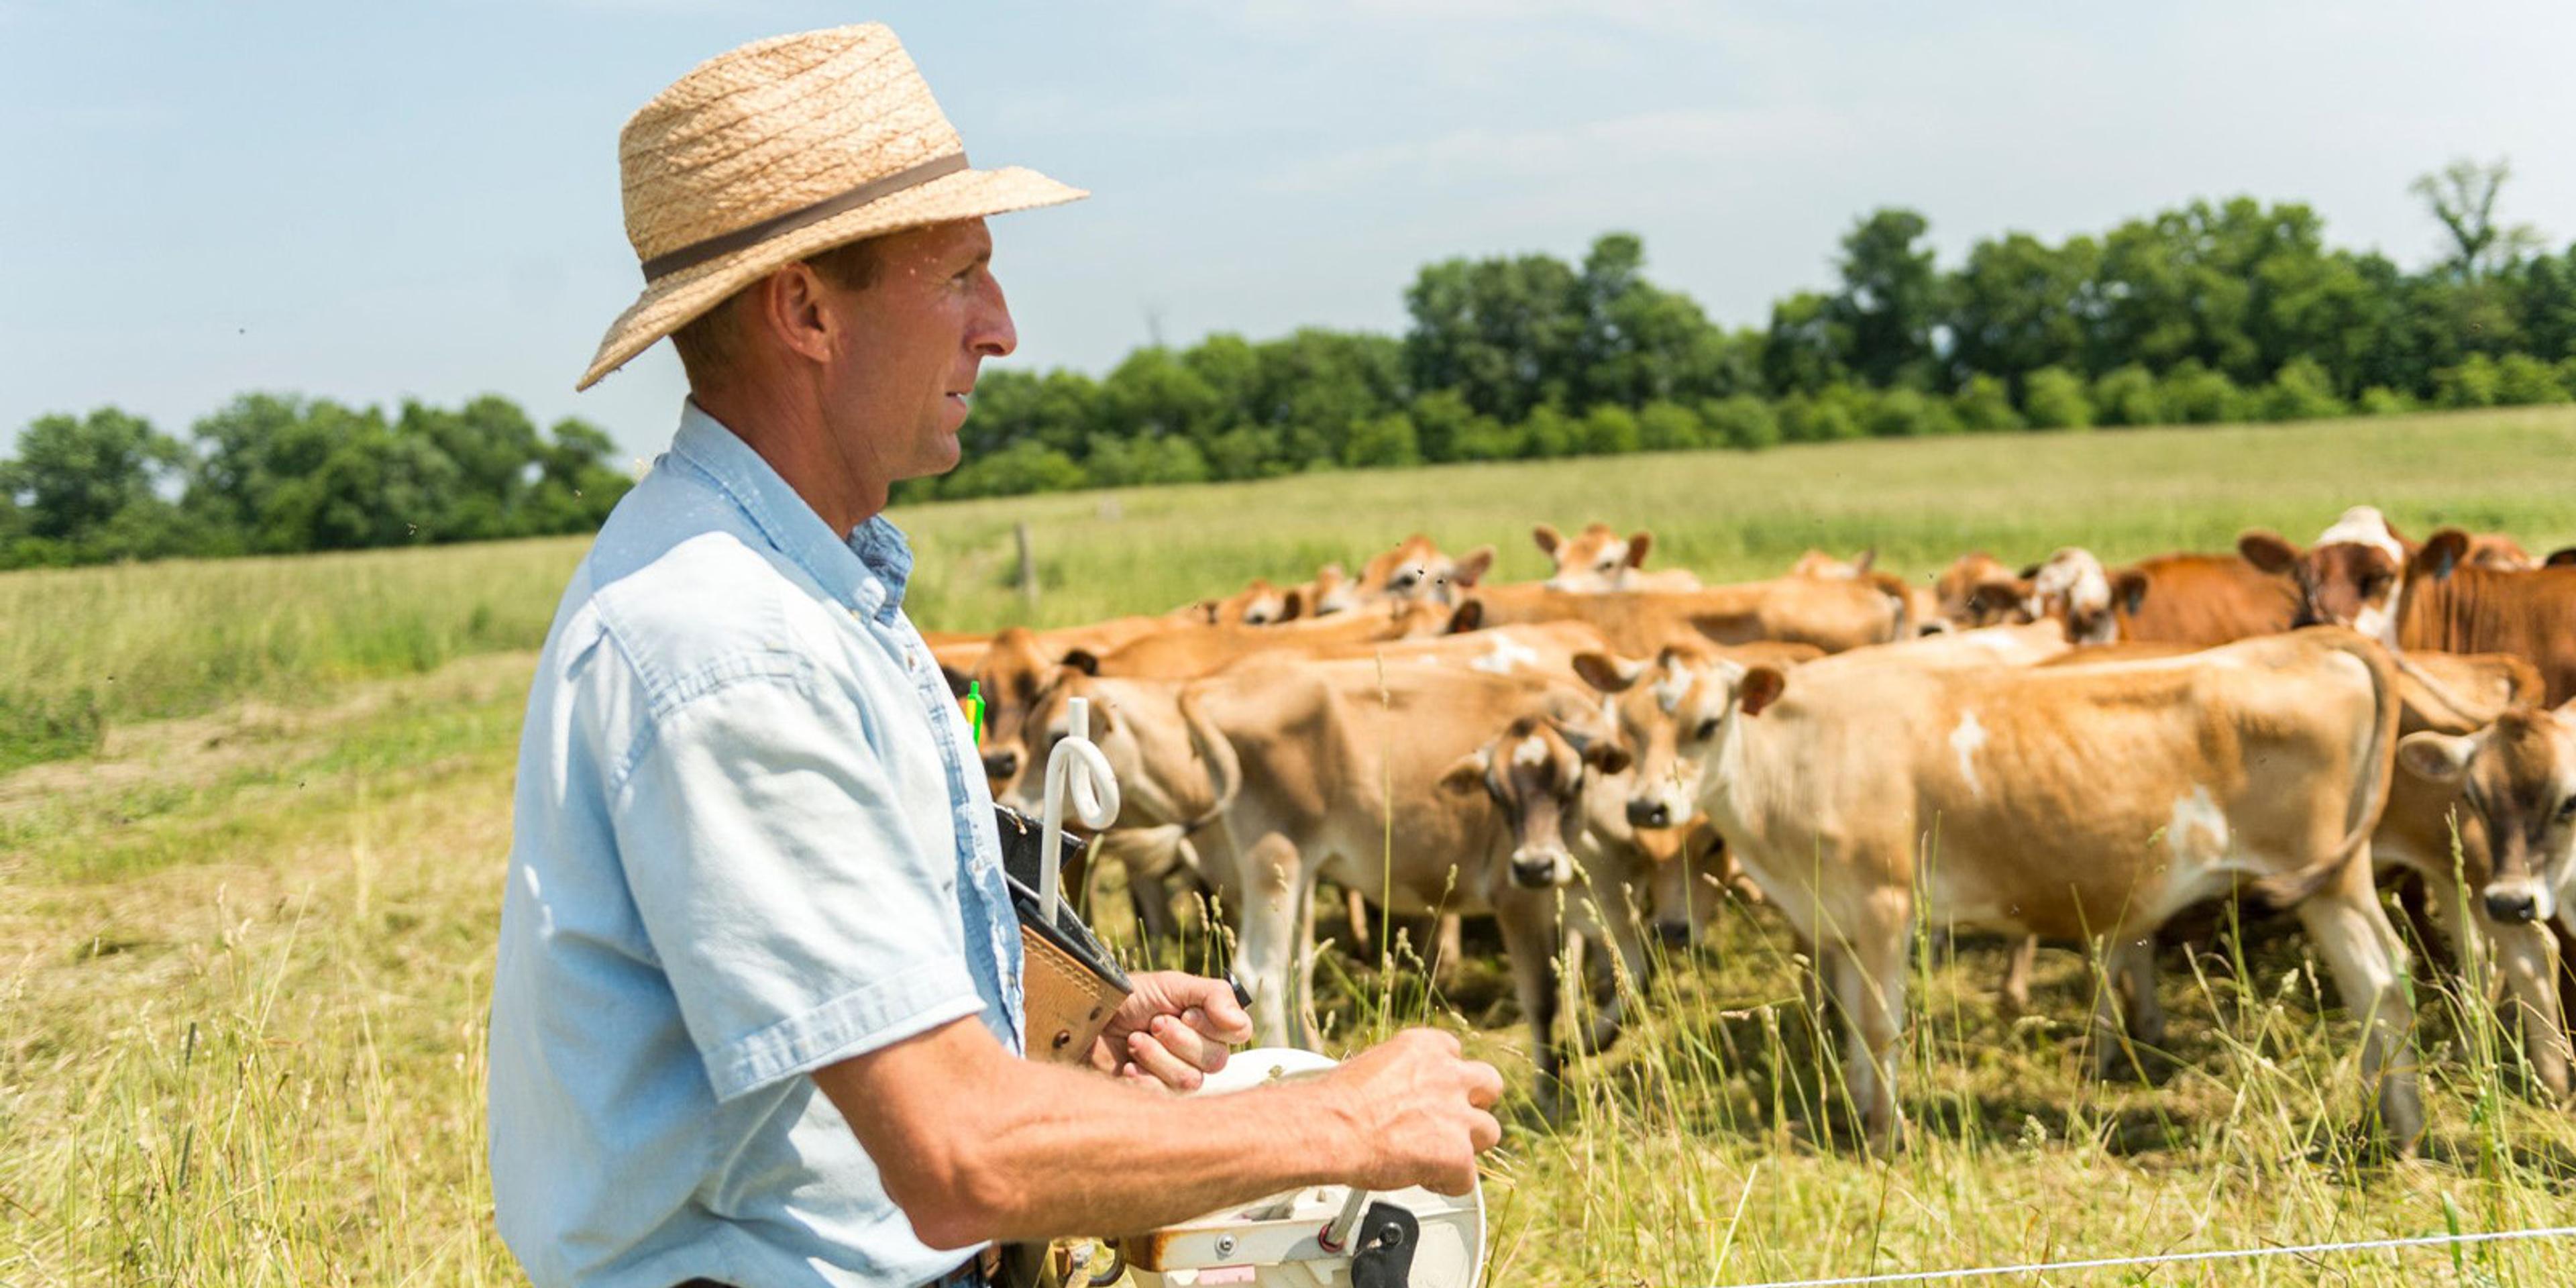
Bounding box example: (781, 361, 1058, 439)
(666, 400, 914, 623)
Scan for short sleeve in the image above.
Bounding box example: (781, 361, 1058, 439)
(612, 661, 983, 1102)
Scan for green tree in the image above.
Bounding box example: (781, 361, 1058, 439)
(2259, 358, 2348, 420)
(1950, 375, 2024, 433)
(2494, 353, 2571, 405)
(1636, 400, 1705, 451)
(2092, 365, 2167, 426)
(1403, 251, 1584, 420)
(2159, 360, 2248, 423)
(1760, 291, 1847, 396)
(2, 407, 188, 549)
(2413, 157, 2542, 282)
(1340, 413, 1422, 469)
(2435, 354, 2501, 408)
(1579, 405, 1642, 455)
(1945, 232, 2100, 386)
(1827, 208, 1941, 388)
(1701, 394, 1780, 450)
(2022, 367, 2094, 429)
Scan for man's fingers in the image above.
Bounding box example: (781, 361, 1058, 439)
(1126, 1028, 1206, 1091)
(1466, 1107, 1501, 1154)
(1462, 1059, 1504, 1110)
(1145, 1014, 1224, 1073)
(1192, 985, 1255, 1042)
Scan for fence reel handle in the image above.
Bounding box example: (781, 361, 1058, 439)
(1038, 696, 1121, 926)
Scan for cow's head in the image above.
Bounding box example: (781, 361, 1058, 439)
(2398, 702, 2576, 925)
(1787, 547, 1874, 580)
(1935, 551, 2033, 631)
(1441, 712, 1631, 890)
(1573, 646, 1785, 830)
(2026, 547, 2138, 645)
(1358, 534, 1495, 605)
(1295, 563, 1354, 618)
(1538, 522, 1656, 592)
(2239, 506, 2410, 647)
(996, 655, 1144, 818)
(1216, 577, 1298, 627)
(969, 627, 1082, 796)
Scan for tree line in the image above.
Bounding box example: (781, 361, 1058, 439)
(0, 394, 632, 570)
(906, 158, 2576, 502)
(10, 160, 2575, 563)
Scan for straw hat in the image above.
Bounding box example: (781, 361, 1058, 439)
(578, 24, 1086, 390)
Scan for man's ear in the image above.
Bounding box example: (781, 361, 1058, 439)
(1626, 531, 1655, 569)
(2238, 531, 2300, 576)
(1060, 649, 1100, 677)
(757, 261, 841, 365)
(2112, 569, 2149, 618)
(1451, 545, 1496, 588)
(1573, 651, 1645, 694)
(1738, 666, 1787, 718)
(1438, 751, 1492, 796)
(2397, 731, 2475, 784)
(1533, 524, 1563, 557)
(2422, 529, 2469, 582)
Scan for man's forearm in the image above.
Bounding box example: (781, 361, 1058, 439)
(822, 1018, 1363, 1248)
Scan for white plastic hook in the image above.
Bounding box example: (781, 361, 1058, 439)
(1038, 696, 1121, 925)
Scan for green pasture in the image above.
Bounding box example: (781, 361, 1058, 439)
(11, 406, 2576, 1285)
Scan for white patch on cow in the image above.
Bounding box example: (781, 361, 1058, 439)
(1948, 710, 1988, 797)
(1513, 735, 1550, 768)
(2317, 505, 2407, 566)
(2034, 549, 2111, 620)
(1601, 695, 1621, 730)
(1652, 664, 1693, 714)
(2167, 786, 2231, 865)
(1469, 632, 1543, 675)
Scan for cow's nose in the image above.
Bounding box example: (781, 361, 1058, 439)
(2487, 888, 2541, 924)
(1654, 919, 1693, 949)
(1511, 853, 1565, 889)
(982, 749, 1020, 781)
(1627, 799, 1671, 828)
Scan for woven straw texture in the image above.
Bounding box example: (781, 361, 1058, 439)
(579, 24, 1084, 390)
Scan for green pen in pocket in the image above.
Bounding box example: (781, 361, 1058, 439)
(961, 680, 985, 739)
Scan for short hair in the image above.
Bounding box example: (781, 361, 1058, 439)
(670, 237, 884, 389)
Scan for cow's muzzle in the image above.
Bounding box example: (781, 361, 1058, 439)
(1627, 798, 1673, 828)
(981, 747, 1021, 782)
(1654, 918, 1693, 949)
(2485, 878, 2550, 926)
(1511, 849, 1574, 889)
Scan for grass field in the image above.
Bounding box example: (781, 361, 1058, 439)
(11, 407, 2576, 1285)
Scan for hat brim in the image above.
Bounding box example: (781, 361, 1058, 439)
(578, 164, 1087, 390)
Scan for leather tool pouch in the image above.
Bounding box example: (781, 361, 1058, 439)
(994, 806, 1132, 1066)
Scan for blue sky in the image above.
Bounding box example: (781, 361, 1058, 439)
(3, 1, 2570, 462)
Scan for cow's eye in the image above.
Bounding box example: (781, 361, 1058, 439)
(2556, 794, 2576, 822)
(1693, 717, 1720, 741)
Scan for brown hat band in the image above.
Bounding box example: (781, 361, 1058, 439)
(637, 151, 970, 283)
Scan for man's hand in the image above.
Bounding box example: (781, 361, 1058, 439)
(1090, 971, 1255, 1091)
(1320, 1028, 1504, 1197)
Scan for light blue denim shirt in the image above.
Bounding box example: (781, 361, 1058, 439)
(488, 401, 1024, 1288)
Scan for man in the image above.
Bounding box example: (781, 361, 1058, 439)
(486, 25, 1504, 1288)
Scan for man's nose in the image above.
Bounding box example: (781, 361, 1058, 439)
(2486, 886, 2541, 924)
(1627, 798, 1672, 828)
(982, 747, 1020, 781)
(974, 274, 1017, 358)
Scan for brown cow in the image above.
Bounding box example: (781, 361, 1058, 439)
(1535, 522, 1704, 592)
(2021, 547, 2297, 647)
(1352, 533, 1495, 606)
(1581, 628, 2420, 1151)
(1462, 578, 1906, 657)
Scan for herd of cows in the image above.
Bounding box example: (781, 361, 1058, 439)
(924, 508, 2576, 1150)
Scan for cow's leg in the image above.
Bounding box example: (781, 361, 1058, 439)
(1578, 878, 1653, 1055)
(1493, 892, 1567, 1122)
(2091, 931, 2161, 1080)
(1822, 891, 1911, 1154)
(2483, 911, 2571, 1102)
(2294, 862, 2424, 1151)
(1233, 832, 1311, 1047)
(1344, 886, 1372, 953)
(2000, 934, 2039, 1016)
(1432, 913, 1466, 986)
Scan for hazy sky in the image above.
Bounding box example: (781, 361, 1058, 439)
(4, 1, 2570, 462)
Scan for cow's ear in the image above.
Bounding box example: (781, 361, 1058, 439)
(1738, 665, 1787, 718)
(2238, 531, 2300, 575)
(1438, 751, 1491, 796)
(1572, 650, 1645, 694)
(1854, 547, 1877, 576)
(1533, 524, 1563, 557)
(1580, 738, 1633, 775)
(2546, 547, 2576, 568)
(1968, 578, 2029, 618)
(2112, 569, 2149, 617)
(2016, 561, 2043, 581)
(1277, 588, 1305, 623)
(1061, 649, 1101, 676)
(942, 663, 972, 698)
(2423, 529, 2470, 582)
(2397, 731, 2475, 784)
(1626, 531, 1655, 569)
(1444, 599, 1485, 634)
(1452, 545, 1497, 588)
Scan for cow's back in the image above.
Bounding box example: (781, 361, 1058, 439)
(2119, 553, 2296, 647)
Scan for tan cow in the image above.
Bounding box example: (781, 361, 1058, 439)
(1579, 628, 2420, 1151)
(1000, 654, 1622, 1113)
(1352, 533, 1496, 606)
(928, 614, 1172, 685)
(2018, 547, 2298, 647)
(2395, 698, 2576, 1101)
(1536, 523, 1704, 592)
(1462, 577, 1906, 657)
(1169, 577, 1301, 627)
(1931, 551, 2033, 631)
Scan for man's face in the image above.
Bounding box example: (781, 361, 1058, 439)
(820, 217, 1016, 488)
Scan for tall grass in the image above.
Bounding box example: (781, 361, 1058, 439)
(15, 405, 2576, 1284)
